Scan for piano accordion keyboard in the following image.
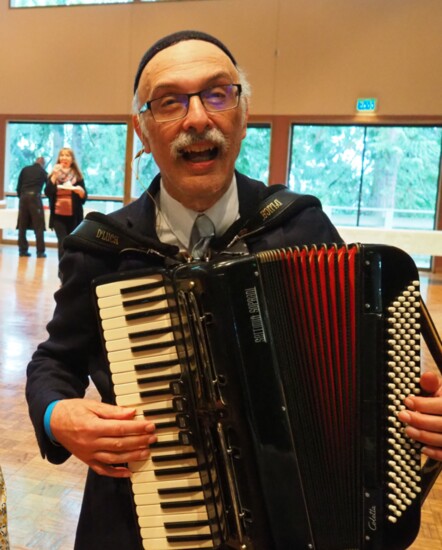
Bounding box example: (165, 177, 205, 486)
(95, 274, 217, 550)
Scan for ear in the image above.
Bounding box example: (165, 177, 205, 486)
(132, 114, 151, 154)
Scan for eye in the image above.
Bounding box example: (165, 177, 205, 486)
(206, 87, 228, 100)
(156, 94, 185, 111)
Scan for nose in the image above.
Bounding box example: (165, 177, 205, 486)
(182, 95, 212, 133)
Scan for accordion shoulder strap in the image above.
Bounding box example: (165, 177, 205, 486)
(240, 186, 321, 237)
(212, 185, 322, 251)
(63, 211, 179, 258)
(63, 187, 320, 257)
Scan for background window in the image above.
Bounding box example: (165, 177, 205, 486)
(289, 124, 442, 268)
(236, 124, 271, 184)
(6, 121, 127, 198)
(4, 121, 128, 240)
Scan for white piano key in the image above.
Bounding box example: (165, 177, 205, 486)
(95, 275, 164, 298)
(135, 490, 205, 506)
(98, 285, 166, 309)
(109, 344, 178, 364)
(138, 511, 212, 528)
(140, 524, 211, 540)
(153, 419, 186, 433)
(115, 391, 176, 407)
(132, 468, 200, 485)
(132, 477, 203, 495)
(141, 536, 214, 549)
(128, 398, 178, 417)
(113, 379, 173, 397)
(102, 311, 172, 331)
(112, 365, 181, 385)
(98, 298, 170, 321)
(137, 502, 206, 517)
(103, 318, 173, 343)
(108, 353, 179, 375)
(132, 456, 198, 475)
(105, 331, 175, 353)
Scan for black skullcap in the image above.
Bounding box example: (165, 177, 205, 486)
(133, 30, 237, 93)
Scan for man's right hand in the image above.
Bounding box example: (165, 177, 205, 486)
(50, 398, 156, 477)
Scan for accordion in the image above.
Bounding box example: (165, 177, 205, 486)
(93, 243, 435, 550)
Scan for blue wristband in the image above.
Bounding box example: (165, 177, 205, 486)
(44, 400, 61, 444)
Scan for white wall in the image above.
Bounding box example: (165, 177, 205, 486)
(0, 0, 441, 116)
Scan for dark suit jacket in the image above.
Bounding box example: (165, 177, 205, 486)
(16, 162, 48, 196)
(26, 171, 341, 550)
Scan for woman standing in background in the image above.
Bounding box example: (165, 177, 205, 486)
(46, 147, 87, 261)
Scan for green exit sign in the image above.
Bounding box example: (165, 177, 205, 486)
(356, 98, 377, 113)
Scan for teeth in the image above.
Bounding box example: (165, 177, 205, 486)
(182, 146, 214, 154)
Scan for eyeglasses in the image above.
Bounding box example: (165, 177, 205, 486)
(138, 84, 242, 123)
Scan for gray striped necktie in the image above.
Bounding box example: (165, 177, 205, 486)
(190, 214, 215, 260)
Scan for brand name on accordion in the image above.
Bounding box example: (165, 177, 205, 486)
(95, 228, 119, 246)
(260, 198, 283, 220)
(245, 287, 266, 343)
(368, 505, 377, 531)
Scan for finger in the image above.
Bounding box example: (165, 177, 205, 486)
(94, 419, 156, 439)
(95, 433, 157, 455)
(403, 395, 442, 415)
(420, 372, 441, 395)
(92, 402, 138, 420)
(421, 446, 442, 462)
(398, 409, 442, 432)
(404, 424, 442, 450)
(89, 461, 132, 478)
(94, 445, 153, 466)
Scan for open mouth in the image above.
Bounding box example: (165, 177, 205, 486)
(180, 146, 218, 163)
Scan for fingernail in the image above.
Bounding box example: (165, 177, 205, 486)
(398, 411, 411, 423)
(148, 435, 157, 445)
(145, 423, 155, 433)
(403, 397, 415, 410)
(421, 447, 435, 458)
(404, 426, 420, 439)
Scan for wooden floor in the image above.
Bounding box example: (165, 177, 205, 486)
(1, 243, 442, 549)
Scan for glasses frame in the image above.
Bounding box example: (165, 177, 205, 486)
(138, 84, 242, 123)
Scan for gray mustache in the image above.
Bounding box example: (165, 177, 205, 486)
(170, 128, 228, 159)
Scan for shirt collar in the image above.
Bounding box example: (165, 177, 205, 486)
(156, 174, 239, 250)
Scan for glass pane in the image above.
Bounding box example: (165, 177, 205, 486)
(289, 124, 442, 269)
(360, 126, 441, 231)
(131, 135, 160, 199)
(290, 125, 366, 225)
(6, 122, 127, 198)
(236, 124, 271, 184)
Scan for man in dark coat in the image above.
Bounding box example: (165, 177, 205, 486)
(16, 156, 48, 257)
(25, 31, 442, 550)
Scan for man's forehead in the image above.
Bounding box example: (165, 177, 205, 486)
(138, 40, 238, 96)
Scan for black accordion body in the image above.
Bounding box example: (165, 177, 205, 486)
(94, 243, 424, 550)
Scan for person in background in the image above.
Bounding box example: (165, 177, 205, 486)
(45, 147, 87, 261)
(25, 30, 442, 550)
(16, 156, 48, 258)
